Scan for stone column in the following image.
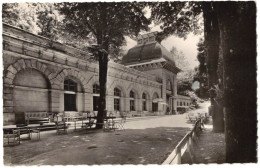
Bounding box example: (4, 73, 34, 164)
(50, 89, 60, 113)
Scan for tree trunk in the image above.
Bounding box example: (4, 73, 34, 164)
(96, 48, 108, 129)
(203, 2, 224, 132)
(216, 1, 257, 163)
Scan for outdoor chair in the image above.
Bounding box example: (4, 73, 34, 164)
(82, 111, 95, 130)
(4, 129, 20, 146)
(187, 113, 197, 124)
(55, 121, 70, 135)
(103, 119, 116, 131)
(114, 115, 127, 131)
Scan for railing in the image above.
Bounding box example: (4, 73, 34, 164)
(162, 119, 203, 164)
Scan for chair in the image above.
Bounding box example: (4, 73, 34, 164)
(55, 121, 70, 134)
(115, 115, 127, 131)
(103, 120, 116, 131)
(82, 111, 95, 129)
(30, 128, 40, 140)
(187, 113, 197, 124)
(4, 129, 20, 146)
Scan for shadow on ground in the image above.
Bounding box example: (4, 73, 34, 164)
(4, 127, 191, 165)
(182, 127, 225, 164)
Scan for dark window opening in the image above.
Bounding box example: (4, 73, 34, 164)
(152, 103, 158, 112)
(130, 90, 135, 98)
(142, 93, 146, 99)
(93, 96, 99, 111)
(64, 79, 77, 111)
(143, 101, 147, 111)
(114, 88, 121, 97)
(142, 93, 147, 111)
(130, 100, 135, 111)
(64, 94, 76, 111)
(114, 98, 120, 111)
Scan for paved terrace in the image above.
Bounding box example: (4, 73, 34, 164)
(4, 102, 225, 165)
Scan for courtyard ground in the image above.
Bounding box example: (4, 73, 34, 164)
(4, 101, 224, 165)
(4, 115, 193, 165)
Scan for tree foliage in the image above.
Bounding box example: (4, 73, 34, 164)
(149, 2, 202, 41)
(170, 46, 190, 71)
(2, 3, 40, 34)
(57, 2, 150, 55)
(194, 38, 209, 98)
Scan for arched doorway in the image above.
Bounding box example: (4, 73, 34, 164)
(13, 68, 51, 124)
(63, 77, 84, 112)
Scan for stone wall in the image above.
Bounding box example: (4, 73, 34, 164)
(2, 23, 162, 125)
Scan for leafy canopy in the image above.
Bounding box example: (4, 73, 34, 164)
(57, 2, 150, 55)
(149, 2, 202, 41)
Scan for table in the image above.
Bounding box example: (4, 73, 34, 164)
(3, 124, 41, 140)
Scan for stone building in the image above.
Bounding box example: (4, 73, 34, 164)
(2, 23, 191, 125)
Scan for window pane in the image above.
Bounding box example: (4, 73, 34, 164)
(64, 79, 77, 92)
(130, 91, 135, 98)
(93, 84, 100, 94)
(114, 88, 121, 97)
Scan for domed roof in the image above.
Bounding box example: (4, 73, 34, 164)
(122, 42, 176, 66)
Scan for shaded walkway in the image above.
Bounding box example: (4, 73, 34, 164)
(182, 123, 225, 164)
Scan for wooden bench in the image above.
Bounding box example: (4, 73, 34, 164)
(24, 112, 51, 125)
(64, 112, 83, 122)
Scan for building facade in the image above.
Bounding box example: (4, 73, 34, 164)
(2, 23, 191, 125)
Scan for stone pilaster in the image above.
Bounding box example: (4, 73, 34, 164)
(3, 85, 15, 125)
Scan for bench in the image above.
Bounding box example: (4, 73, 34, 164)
(24, 112, 51, 125)
(64, 112, 83, 122)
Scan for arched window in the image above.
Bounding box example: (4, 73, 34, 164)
(93, 84, 100, 111)
(142, 93, 147, 111)
(180, 102, 183, 106)
(114, 88, 121, 111)
(177, 101, 179, 106)
(152, 92, 159, 112)
(93, 84, 100, 94)
(130, 90, 135, 111)
(64, 79, 77, 92)
(64, 79, 77, 111)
